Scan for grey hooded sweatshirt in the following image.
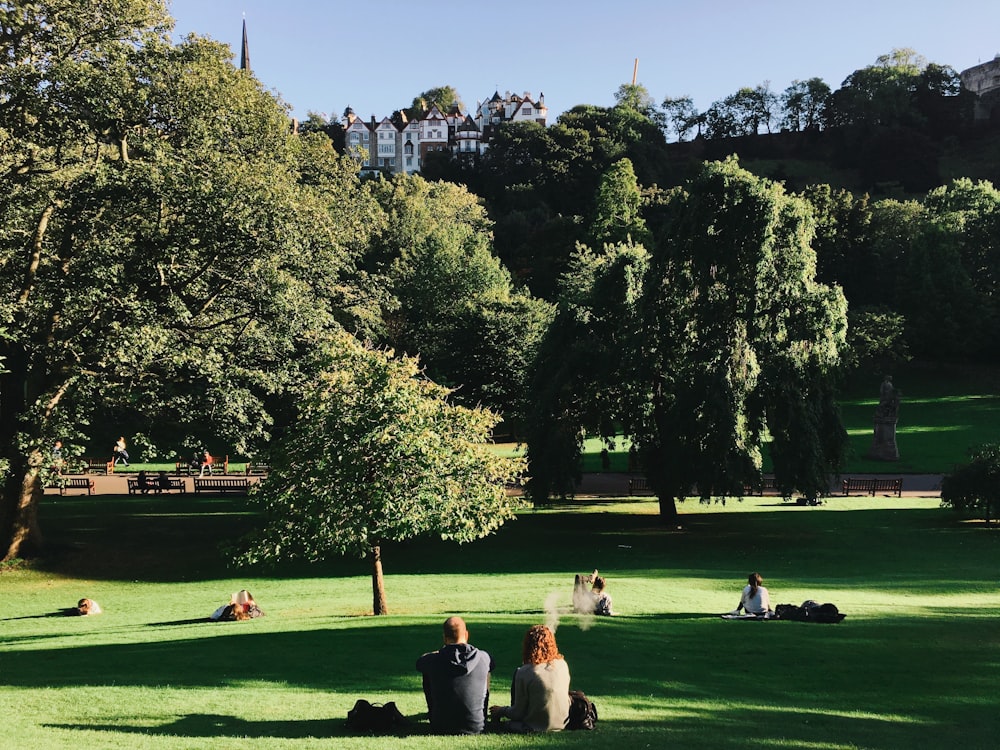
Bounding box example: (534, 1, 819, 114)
(416, 642, 494, 734)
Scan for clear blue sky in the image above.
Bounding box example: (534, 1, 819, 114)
(167, 0, 1000, 123)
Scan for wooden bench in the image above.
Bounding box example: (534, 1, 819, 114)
(628, 477, 651, 495)
(743, 477, 779, 496)
(59, 477, 95, 495)
(127, 477, 186, 495)
(193, 477, 253, 495)
(842, 477, 903, 497)
(82, 457, 113, 475)
(245, 462, 271, 476)
(175, 455, 229, 476)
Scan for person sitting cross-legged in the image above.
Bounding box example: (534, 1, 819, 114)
(416, 616, 494, 735)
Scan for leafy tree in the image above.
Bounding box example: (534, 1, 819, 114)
(239, 335, 524, 614)
(366, 173, 554, 420)
(526, 160, 847, 519)
(590, 158, 651, 247)
(941, 444, 1000, 524)
(780, 78, 830, 131)
(661, 95, 699, 141)
(408, 85, 464, 118)
(827, 48, 927, 128)
(705, 84, 776, 137)
(0, 1, 374, 559)
(614, 82, 663, 128)
(633, 159, 846, 516)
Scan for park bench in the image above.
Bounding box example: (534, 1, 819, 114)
(58, 477, 95, 496)
(193, 477, 253, 495)
(127, 477, 186, 495)
(245, 462, 271, 476)
(628, 477, 651, 495)
(743, 477, 779, 496)
(842, 477, 903, 497)
(175, 455, 229, 476)
(83, 457, 114, 475)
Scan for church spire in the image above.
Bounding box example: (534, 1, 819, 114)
(240, 17, 251, 72)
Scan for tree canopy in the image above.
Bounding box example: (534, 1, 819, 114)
(239, 334, 525, 614)
(0, 0, 376, 559)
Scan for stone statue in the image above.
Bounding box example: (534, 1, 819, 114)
(867, 375, 900, 460)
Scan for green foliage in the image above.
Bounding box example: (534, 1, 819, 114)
(0, 0, 377, 559)
(589, 158, 651, 247)
(941, 443, 1000, 523)
(239, 335, 525, 612)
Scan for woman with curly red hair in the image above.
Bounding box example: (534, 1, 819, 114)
(489, 624, 571, 732)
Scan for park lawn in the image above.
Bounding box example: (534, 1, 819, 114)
(492, 362, 1000, 475)
(1, 491, 998, 749)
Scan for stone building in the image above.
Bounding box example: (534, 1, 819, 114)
(960, 54, 1000, 121)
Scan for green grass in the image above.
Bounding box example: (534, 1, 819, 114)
(492, 362, 1000, 475)
(2, 491, 999, 748)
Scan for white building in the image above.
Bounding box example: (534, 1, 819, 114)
(343, 91, 548, 175)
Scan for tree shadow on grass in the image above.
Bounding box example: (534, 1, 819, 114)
(47, 715, 347, 740)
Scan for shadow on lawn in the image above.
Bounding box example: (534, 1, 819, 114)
(47, 715, 348, 740)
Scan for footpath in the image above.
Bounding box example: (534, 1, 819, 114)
(48, 472, 943, 498)
(574, 472, 942, 498)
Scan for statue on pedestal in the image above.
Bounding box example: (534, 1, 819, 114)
(867, 375, 900, 461)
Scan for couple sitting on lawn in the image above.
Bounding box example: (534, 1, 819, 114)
(416, 616, 571, 734)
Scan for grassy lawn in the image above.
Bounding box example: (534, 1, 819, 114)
(2, 491, 998, 749)
(493, 362, 1000, 475)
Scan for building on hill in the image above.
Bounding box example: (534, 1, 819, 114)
(961, 55, 1000, 121)
(343, 91, 547, 174)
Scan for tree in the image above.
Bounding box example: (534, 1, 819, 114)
(827, 48, 926, 128)
(780, 78, 830, 131)
(408, 85, 464, 118)
(239, 335, 525, 614)
(0, 1, 375, 559)
(366, 173, 554, 421)
(526, 160, 848, 520)
(633, 159, 847, 517)
(941, 444, 1000, 524)
(589, 158, 651, 247)
(661, 95, 699, 141)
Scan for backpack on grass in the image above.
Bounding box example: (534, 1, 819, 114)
(345, 698, 409, 734)
(566, 689, 598, 730)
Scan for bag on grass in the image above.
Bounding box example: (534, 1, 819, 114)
(565, 689, 598, 730)
(345, 698, 409, 734)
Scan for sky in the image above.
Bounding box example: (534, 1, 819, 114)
(166, 0, 1000, 123)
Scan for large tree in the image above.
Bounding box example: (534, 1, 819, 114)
(0, 0, 374, 559)
(239, 334, 525, 615)
(526, 159, 848, 520)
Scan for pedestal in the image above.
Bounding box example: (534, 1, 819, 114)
(866, 417, 899, 461)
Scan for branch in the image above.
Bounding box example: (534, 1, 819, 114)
(19, 202, 57, 304)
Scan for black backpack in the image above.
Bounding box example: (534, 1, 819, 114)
(345, 699, 409, 734)
(565, 689, 598, 730)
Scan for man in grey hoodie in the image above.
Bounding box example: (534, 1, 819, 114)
(416, 616, 494, 734)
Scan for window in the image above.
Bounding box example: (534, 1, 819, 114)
(523, 107, 532, 115)
(349, 132, 360, 143)
(362, 132, 369, 142)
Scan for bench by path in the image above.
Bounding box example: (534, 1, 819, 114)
(193, 477, 255, 495)
(127, 477, 186, 495)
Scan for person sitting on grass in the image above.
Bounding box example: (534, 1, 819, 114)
(729, 572, 773, 618)
(416, 616, 494, 735)
(591, 575, 613, 616)
(490, 624, 571, 732)
(210, 590, 264, 621)
(76, 598, 102, 615)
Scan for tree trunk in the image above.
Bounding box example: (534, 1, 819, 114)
(658, 494, 678, 525)
(370, 543, 388, 615)
(3, 459, 44, 561)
